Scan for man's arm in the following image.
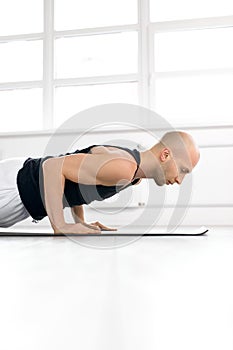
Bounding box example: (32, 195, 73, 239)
(71, 205, 85, 224)
(42, 153, 136, 233)
(42, 158, 100, 234)
(42, 158, 66, 231)
(71, 206, 117, 231)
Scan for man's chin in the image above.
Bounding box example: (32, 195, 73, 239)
(153, 178, 165, 186)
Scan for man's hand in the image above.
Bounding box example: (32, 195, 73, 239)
(88, 221, 118, 231)
(53, 222, 101, 234)
(71, 207, 117, 231)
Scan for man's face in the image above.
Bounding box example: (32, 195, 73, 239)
(155, 148, 193, 186)
(163, 157, 190, 185)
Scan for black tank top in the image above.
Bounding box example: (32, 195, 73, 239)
(16, 144, 141, 221)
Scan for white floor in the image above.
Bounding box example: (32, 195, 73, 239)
(0, 226, 233, 350)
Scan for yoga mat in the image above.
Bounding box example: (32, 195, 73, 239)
(0, 226, 208, 237)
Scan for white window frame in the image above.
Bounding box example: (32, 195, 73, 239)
(0, 0, 149, 133)
(0, 1, 233, 134)
(148, 15, 233, 129)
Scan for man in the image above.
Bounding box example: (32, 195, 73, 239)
(0, 131, 200, 234)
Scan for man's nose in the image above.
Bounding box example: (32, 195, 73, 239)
(175, 174, 185, 184)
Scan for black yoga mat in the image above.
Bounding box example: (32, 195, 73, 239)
(0, 227, 208, 237)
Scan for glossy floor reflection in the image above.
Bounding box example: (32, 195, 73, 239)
(0, 226, 232, 350)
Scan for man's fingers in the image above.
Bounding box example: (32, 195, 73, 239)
(101, 226, 117, 231)
(86, 223, 101, 231)
(90, 221, 118, 231)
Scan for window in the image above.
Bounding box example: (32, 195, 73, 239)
(0, 0, 139, 133)
(0, 89, 43, 132)
(154, 28, 233, 72)
(0, 41, 43, 82)
(153, 74, 233, 126)
(1, 1, 233, 133)
(55, 32, 138, 79)
(150, 0, 233, 21)
(151, 27, 233, 126)
(54, 83, 138, 127)
(0, 0, 43, 132)
(0, 0, 43, 35)
(55, 0, 137, 30)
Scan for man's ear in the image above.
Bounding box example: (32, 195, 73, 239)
(160, 148, 170, 162)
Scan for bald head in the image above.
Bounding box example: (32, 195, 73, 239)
(138, 131, 200, 186)
(159, 131, 200, 169)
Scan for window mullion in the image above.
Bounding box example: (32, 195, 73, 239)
(43, 0, 54, 129)
(138, 0, 150, 109)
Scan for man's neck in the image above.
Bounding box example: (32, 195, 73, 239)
(135, 146, 160, 180)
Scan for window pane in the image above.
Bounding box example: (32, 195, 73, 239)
(0, 0, 43, 35)
(150, 0, 233, 22)
(0, 89, 42, 132)
(154, 28, 233, 72)
(55, 32, 138, 78)
(54, 82, 138, 127)
(55, 0, 137, 30)
(153, 74, 233, 126)
(0, 41, 43, 83)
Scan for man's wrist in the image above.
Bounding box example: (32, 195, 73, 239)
(50, 219, 66, 232)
